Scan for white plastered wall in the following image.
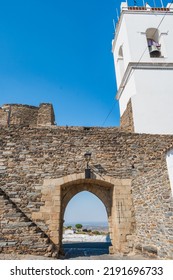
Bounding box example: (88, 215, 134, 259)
(131, 69, 173, 134)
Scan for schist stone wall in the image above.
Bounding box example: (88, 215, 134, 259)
(0, 103, 55, 127)
(120, 99, 134, 133)
(0, 103, 173, 259)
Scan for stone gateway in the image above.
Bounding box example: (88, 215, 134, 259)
(0, 103, 173, 259)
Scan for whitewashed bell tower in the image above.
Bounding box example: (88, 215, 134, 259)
(112, 2, 173, 134)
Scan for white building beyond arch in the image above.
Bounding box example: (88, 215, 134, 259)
(166, 150, 173, 195)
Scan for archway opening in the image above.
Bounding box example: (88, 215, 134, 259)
(62, 191, 111, 258)
(146, 28, 161, 57)
(117, 45, 125, 79)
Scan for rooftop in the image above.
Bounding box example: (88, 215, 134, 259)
(120, 2, 173, 13)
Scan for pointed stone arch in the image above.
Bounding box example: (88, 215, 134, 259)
(32, 173, 135, 255)
(61, 178, 113, 218)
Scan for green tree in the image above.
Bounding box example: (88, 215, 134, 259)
(67, 225, 72, 229)
(75, 224, 83, 230)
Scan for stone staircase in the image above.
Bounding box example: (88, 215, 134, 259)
(0, 188, 58, 257)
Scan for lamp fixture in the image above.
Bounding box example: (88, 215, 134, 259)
(84, 151, 92, 168)
(84, 151, 92, 178)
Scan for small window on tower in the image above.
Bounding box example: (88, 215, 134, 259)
(118, 45, 123, 58)
(117, 45, 125, 79)
(146, 28, 161, 58)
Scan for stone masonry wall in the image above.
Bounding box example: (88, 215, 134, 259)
(120, 99, 134, 132)
(0, 103, 55, 127)
(37, 103, 55, 126)
(0, 108, 7, 126)
(132, 158, 173, 258)
(0, 125, 173, 258)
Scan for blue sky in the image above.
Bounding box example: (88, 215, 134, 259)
(0, 0, 169, 224)
(64, 191, 108, 224)
(0, 0, 121, 127)
(0, 0, 168, 127)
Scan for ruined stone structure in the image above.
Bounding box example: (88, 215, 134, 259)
(0, 103, 55, 127)
(0, 102, 173, 259)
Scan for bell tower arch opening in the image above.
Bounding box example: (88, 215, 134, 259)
(146, 28, 161, 58)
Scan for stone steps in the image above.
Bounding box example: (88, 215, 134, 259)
(0, 188, 58, 257)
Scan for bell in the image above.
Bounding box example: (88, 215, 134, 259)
(149, 45, 161, 57)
